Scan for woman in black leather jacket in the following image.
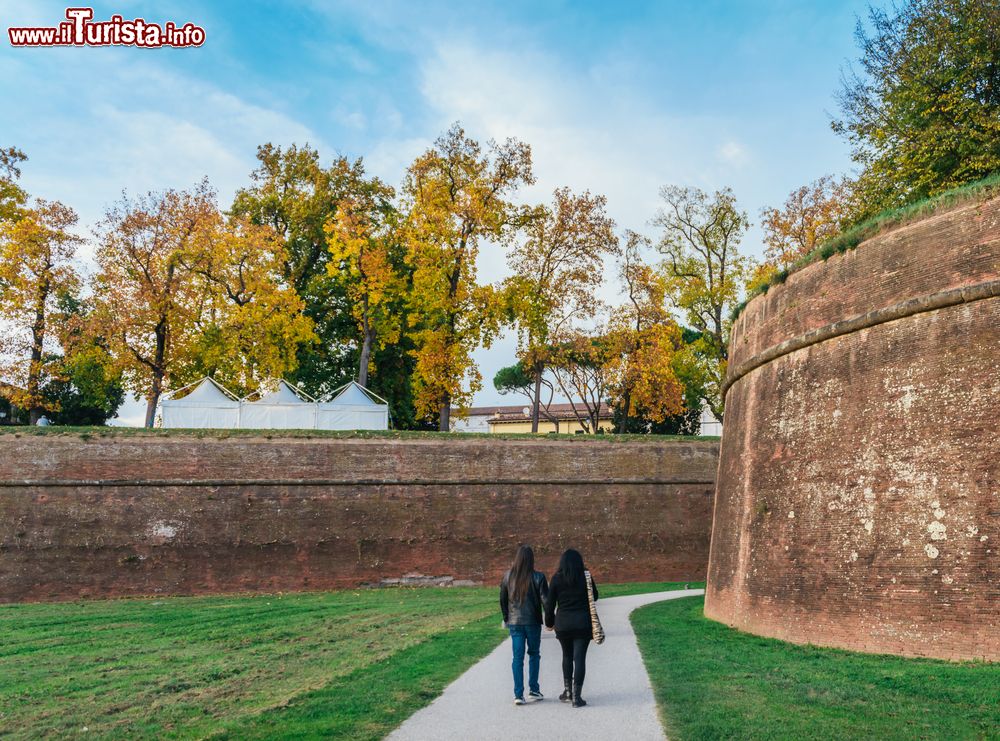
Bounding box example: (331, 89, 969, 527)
(544, 548, 598, 708)
(499, 545, 549, 705)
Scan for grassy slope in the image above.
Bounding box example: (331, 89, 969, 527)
(0, 582, 692, 740)
(732, 171, 1000, 321)
(0, 425, 718, 442)
(632, 596, 999, 741)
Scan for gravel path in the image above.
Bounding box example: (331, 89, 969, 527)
(387, 588, 704, 741)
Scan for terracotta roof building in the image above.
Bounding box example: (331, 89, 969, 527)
(450, 402, 613, 434)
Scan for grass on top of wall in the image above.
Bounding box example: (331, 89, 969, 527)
(731, 171, 1000, 322)
(0, 581, 696, 740)
(632, 596, 999, 741)
(0, 425, 720, 443)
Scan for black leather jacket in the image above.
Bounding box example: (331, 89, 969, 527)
(500, 570, 549, 625)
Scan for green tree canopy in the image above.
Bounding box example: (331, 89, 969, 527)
(834, 0, 1000, 217)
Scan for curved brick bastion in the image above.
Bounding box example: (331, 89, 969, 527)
(0, 434, 717, 603)
(705, 197, 1000, 661)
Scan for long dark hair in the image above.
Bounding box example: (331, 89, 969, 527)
(509, 545, 535, 604)
(556, 548, 586, 589)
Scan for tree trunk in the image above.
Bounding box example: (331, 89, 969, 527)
(531, 365, 542, 433)
(438, 393, 451, 432)
(27, 280, 49, 425)
(358, 307, 374, 388)
(620, 388, 632, 434)
(144, 381, 162, 429)
(145, 320, 168, 428)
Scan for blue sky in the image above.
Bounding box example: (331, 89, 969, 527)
(1, 0, 870, 422)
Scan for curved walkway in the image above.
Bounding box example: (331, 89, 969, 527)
(388, 589, 704, 741)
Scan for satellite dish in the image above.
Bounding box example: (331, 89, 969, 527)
(522, 407, 530, 416)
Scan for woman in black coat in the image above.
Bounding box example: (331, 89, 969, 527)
(544, 548, 598, 708)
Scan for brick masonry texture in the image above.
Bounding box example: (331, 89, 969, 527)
(0, 437, 718, 603)
(706, 198, 1000, 662)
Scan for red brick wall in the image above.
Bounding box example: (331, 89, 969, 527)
(706, 198, 1000, 662)
(0, 436, 718, 603)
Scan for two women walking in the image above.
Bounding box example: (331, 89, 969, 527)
(500, 545, 599, 709)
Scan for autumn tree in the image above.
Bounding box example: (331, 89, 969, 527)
(231, 144, 367, 397)
(403, 124, 533, 430)
(608, 324, 686, 430)
(505, 187, 617, 431)
(325, 174, 404, 388)
(834, 0, 1000, 217)
(655, 185, 753, 421)
(608, 233, 687, 432)
(179, 213, 316, 396)
(0, 146, 28, 222)
(0, 199, 82, 423)
(747, 174, 856, 293)
(91, 184, 216, 426)
(760, 175, 854, 267)
(548, 331, 617, 434)
(94, 182, 317, 424)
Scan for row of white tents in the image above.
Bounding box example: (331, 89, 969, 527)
(160, 378, 389, 430)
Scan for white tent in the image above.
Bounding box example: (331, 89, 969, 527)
(159, 378, 390, 431)
(160, 378, 240, 429)
(240, 380, 316, 429)
(317, 381, 390, 430)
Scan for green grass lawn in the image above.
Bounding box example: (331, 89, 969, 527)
(632, 596, 999, 741)
(0, 582, 692, 739)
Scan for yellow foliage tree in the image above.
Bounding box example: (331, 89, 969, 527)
(608, 323, 686, 425)
(325, 175, 402, 388)
(92, 181, 314, 426)
(0, 146, 28, 223)
(0, 199, 82, 422)
(402, 124, 533, 430)
(91, 184, 215, 426)
(608, 232, 686, 429)
(505, 187, 617, 431)
(180, 214, 316, 396)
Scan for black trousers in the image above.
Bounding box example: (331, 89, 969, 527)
(557, 635, 590, 687)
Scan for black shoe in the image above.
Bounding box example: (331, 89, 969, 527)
(572, 684, 587, 708)
(528, 690, 544, 701)
(513, 696, 526, 706)
(559, 682, 572, 703)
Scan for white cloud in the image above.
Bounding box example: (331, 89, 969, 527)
(2, 46, 327, 425)
(7, 53, 323, 245)
(411, 39, 761, 404)
(717, 140, 749, 166)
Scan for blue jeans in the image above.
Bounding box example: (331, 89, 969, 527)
(508, 624, 542, 698)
